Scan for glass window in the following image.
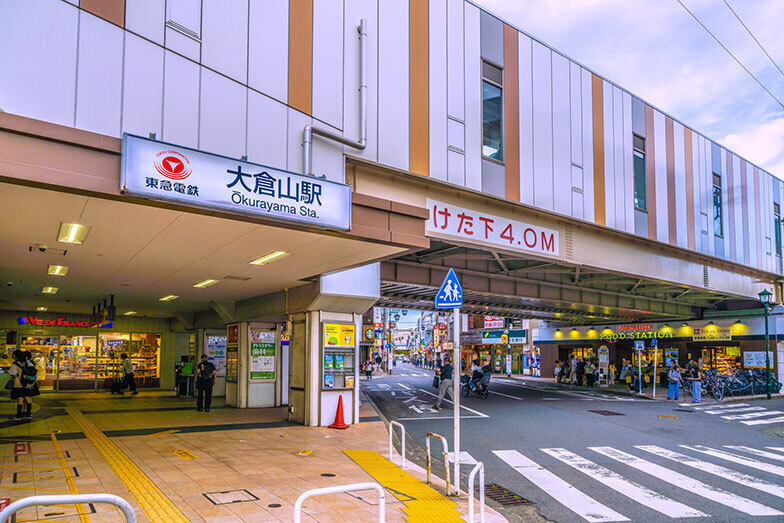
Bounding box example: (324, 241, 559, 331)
(58, 335, 97, 387)
(482, 81, 503, 161)
(98, 333, 129, 381)
(713, 174, 723, 237)
(633, 149, 646, 211)
(131, 333, 161, 380)
(775, 203, 781, 256)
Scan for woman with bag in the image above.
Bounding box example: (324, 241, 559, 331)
(7, 350, 40, 420)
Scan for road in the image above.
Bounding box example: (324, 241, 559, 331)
(362, 362, 784, 523)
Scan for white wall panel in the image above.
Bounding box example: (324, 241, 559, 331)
(199, 70, 247, 159)
(518, 32, 534, 204)
(464, 3, 482, 191)
(345, 0, 378, 163)
(552, 53, 571, 217)
(673, 122, 687, 247)
(122, 34, 164, 139)
(287, 108, 312, 175)
(581, 67, 595, 222)
(704, 137, 714, 255)
(378, 0, 409, 170)
(602, 82, 616, 229)
(313, 0, 343, 129)
(692, 132, 704, 253)
(446, 0, 464, 120)
(248, 0, 288, 103)
(75, 12, 123, 136)
(428, 0, 448, 181)
(162, 51, 200, 148)
(126, 0, 165, 45)
(0, 0, 78, 127)
(653, 110, 668, 242)
(732, 155, 743, 263)
(611, 87, 625, 231)
(247, 91, 288, 171)
(447, 150, 465, 186)
(165, 26, 200, 62)
(532, 42, 553, 211)
(569, 61, 582, 167)
(312, 121, 345, 183)
(622, 91, 634, 233)
(448, 118, 465, 151)
(747, 161, 757, 267)
(201, 0, 248, 83)
(571, 165, 584, 219)
(721, 149, 730, 258)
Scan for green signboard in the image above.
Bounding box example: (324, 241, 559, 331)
(250, 329, 276, 380)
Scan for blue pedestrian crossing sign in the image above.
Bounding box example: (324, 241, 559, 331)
(435, 268, 463, 309)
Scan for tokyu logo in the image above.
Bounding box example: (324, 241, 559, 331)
(154, 150, 191, 180)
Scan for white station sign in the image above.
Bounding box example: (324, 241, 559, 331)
(121, 134, 351, 230)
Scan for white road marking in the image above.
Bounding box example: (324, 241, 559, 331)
(417, 389, 490, 417)
(542, 398, 562, 401)
(637, 445, 784, 500)
(740, 415, 784, 426)
(447, 451, 478, 465)
(590, 446, 782, 516)
(722, 410, 783, 420)
(493, 450, 628, 522)
(768, 447, 784, 453)
(690, 403, 748, 411)
(682, 445, 784, 477)
(397, 415, 485, 421)
(542, 448, 706, 519)
(398, 383, 411, 390)
(724, 446, 784, 462)
(704, 406, 765, 415)
(488, 389, 523, 400)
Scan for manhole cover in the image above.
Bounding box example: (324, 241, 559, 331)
(203, 489, 259, 505)
(588, 410, 625, 416)
(485, 484, 531, 506)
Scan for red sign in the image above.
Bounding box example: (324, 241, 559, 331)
(227, 324, 239, 345)
(154, 150, 191, 180)
(13, 442, 30, 455)
(618, 325, 652, 331)
(17, 316, 110, 328)
(484, 316, 505, 329)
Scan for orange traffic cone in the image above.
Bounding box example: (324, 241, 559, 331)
(328, 395, 350, 429)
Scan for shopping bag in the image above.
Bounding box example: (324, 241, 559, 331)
(432, 376, 440, 388)
(625, 376, 632, 383)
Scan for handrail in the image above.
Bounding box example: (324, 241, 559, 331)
(293, 482, 384, 523)
(389, 420, 406, 469)
(0, 494, 135, 522)
(425, 432, 451, 496)
(468, 462, 485, 523)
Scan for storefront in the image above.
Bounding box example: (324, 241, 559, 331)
(462, 329, 532, 375)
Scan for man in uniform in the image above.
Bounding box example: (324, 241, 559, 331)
(196, 354, 216, 412)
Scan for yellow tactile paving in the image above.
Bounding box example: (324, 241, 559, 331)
(343, 450, 464, 522)
(65, 407, 189, 523)
(51, 431, 90, 523)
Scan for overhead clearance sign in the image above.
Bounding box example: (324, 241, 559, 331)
(426, 199, 559, 257)
(121, 134, 351, 230)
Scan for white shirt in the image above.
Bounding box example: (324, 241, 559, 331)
(122, 358, 133, 375)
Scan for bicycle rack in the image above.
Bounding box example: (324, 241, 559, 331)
(0, 494, 135, 522)
(468, 462, 485, 523)
(425, 432, 451, 496)
(389, 420, 406, 469)
(293, 482, 384, 523)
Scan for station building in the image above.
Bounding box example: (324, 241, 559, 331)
(1, 0, 782, 425)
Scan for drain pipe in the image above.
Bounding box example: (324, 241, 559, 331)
(303, 19, 367, 176)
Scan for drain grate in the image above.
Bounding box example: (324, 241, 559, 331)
(485, 483, 531, 506)
(588, 409, 625, 416)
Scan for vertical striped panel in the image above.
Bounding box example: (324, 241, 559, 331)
(720, 149, 730, 258)
(733, 155, 743, 263)
(685, 128, 695, 250)
(603, 82, 616, 228)
(552, 52, 571, 215)
(345, 0, 378, 162)
(581, 68, 595, 222)
(654, 111, 668, 243)
(311, 0, 343, 129)
(570, 62, 582, 167)
(673, 122, 687, 248)
(532, 42, 553, 211)
(591, 74, 605, 225)
(746, 162, 757, 267)
(665, 117, 676, 245)
(622, 92, 634, 233)
(428, 0, 447, 181)
(518, 32, 534, 204)
(288, 0, 313, 115)
(504, 23, 520, 202)
(754, 166, 762, 268)
(464, 3, 481, 190)
(409, 0, 429, 176)
(378, 0, 409, 171)
(741, 161, 750, 265)
(446, 0, 464, 121)
(645, 105, 657, 240)
(726, 151, 736, 260)
(704, 137, 715, 255)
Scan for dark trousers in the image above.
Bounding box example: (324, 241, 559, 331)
(197, 381, 213, 410)
(123, 373, 137, 392)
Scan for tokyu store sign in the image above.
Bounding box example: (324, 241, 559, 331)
(121, 134, 351, 230)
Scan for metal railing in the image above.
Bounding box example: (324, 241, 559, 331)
(425, 432, 452, 496)
(468, 462, 485, 523)
(293, 482, 384, 523)
(388, 420, 406, 469)
(0, 494, 135, 522)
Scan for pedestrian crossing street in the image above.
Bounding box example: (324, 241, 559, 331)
(491, 443, 784, 521)
(678, 401, 784, 426)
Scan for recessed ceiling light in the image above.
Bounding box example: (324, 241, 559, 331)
(159, 295, 178, 302)
(249, 251, 289, 265)
(57, 222, 91, 244)
(41, 286, 58, 294)
(124, 311, 137, 316)
(37, 306, 48, 311)
(193, 279, 219, 288)
(47, 265, 69, 276)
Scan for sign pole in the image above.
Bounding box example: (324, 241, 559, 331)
(638, 350, 643, 395)
(453, 307, 461, 496)
(653, 345, 657, 398)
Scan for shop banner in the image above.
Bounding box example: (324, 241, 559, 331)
(206, 335, 227, 377)
(249, 330, 275, 380)
(743, 351, 774, 369)
(482, 329, 526, 345)
(483, 316, 505, 329)
(693, 327, 732, 342)
(122, 134, 351, 230)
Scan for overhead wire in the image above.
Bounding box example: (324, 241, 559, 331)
(722, 0, 784, 82)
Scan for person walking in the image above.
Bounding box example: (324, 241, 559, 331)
(569, 356, 578, 384)
(8, 350, 39, 420)
(195, 354, 216, 412)
(363, 358, 374, 379)
(608, 362, 617, 385)
(121, 353, 138, 395)
(586, 359, 596, 387)
(688, 364, 703, 403)
(576, 358, 586, 386)
(667, 363, 682, 400)
(554, 361, 562, 383)
(432, 356, 454, 410)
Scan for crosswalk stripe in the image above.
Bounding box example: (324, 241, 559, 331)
(724, 446, 784, 462)
(704, 406, 765, 415)
(740, 415, 784, 426)
(768, 447, 784, 453)
(722, 410, 783, 420)
(492, 450, 629, 522)
(682, 446, 784, 477)
(589, 447, 782, 516)
(637, 445, 784, 500)
(690, 403, 748, 411)
(541, 448, 707, 518)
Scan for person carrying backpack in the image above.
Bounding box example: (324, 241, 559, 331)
(8, 350, 40, 420)
(120, 354, 138, 395)
(196, 354, 216, 412)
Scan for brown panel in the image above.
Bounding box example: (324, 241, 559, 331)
(644, 105, 657, 240)
(591, 74, 605, 225)
(665, 117, 676, 245)
(81, 0, 125, 27)
(684, 127, 695, 250)
(503, 24, 520, 202)
(409, 0, 429, 176)
(726, 150, 736, 260)
(754, 166, 762, 267)
(288, 0, 313, 115)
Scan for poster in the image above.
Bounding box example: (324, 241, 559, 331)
(227, 324, 239, 345)
(743, 351, 774, 369)
(206, 335, 227, 377)
(664, 349, 679, 367)
(345, 375, 355, 388)
(249, 330, 275, 380)
(334, 354, 344, 369)
(323, 323, 355, 346)
(226, 349, 238, 382)
(324, 354, 334, 369)
(323, 373, 334, 389)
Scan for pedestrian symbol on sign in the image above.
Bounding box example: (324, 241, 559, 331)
(435, 269, 463, 309)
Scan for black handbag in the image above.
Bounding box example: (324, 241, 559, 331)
(4, 378, 14, 390)
(432, 375, 440, 388)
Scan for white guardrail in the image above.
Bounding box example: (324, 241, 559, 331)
(293, 482, 385, 523)
(425, 432, 452, 496)
(0, 494, 135, 522)
(468, 462, 485, 523)
(388, 420, 406, 469)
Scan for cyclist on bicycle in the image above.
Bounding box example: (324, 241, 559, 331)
(469, 359, 483, 391)
(480, 358, 492, 390)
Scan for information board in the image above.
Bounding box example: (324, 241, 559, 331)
(206, 334, 227, 377)
(249, 329, 275, 380)
(743, 351, 774, 369)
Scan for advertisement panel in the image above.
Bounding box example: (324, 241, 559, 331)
(743, 351, 774, 368)
(484, 316, 505, 329)
(249, 330, 275, 380)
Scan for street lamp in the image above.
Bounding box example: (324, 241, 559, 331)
(759, 289, 773, 400)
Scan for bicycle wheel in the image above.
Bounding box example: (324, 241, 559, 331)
(461, 384, 469, 397)
(712, 384, 724, 401)
(479, 387, 489, 400)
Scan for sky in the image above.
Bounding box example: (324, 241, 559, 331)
(475, 0, 784, 179)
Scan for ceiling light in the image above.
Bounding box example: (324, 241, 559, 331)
(124, 311, 137, 316)
(159, 295, 179, 302)
(41, 287, 58, 294)
(57, 222, 91, 244)
(47, 265, 69, 276)
(249, 251, 289, 265)
(37, 306, 48, 311)
(193, 279, 219, 288)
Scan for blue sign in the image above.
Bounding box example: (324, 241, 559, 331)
(435, 268, 463, 309)
(651, 336, 658, 347)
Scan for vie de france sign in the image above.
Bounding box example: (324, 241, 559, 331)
(121, 134, 351, 230)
